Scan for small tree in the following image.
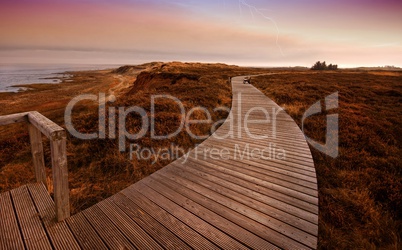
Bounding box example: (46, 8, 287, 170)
(311, 61, 338, 70)
(312, 61, 323, 70)
(328, 64, 338, 70)
(321, 61, 327, 70)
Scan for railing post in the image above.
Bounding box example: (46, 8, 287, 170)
(28, 124, 47, 186)
(1, 111, 71, 222)
(50, 130, 70, 222)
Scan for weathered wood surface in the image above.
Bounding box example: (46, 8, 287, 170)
(1, 183, 80, 250)
(1, 76, 318, 249)
(0, 111, 70, 221)
(0, 112, 29, 126)
(50, 135, 70, 222)
(28, 124, 47, 185)
(28, 111, 65, 140)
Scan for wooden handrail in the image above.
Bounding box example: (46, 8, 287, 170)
(0, 111, 70, 222)
(0, 112, 29, 126)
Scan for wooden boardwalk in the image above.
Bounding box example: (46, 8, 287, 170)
(0, 76, 318, 249)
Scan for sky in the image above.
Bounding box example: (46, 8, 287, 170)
(0, 0, 401, 67)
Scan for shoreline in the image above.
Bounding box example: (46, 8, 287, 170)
(0, 64, 121, 93)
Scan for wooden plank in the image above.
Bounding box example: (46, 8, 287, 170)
(152, 170, 316, 249)
(229, 121, 299, 132)
(200, 131, 313, 158)
(137, 177, 279, 249)
(0, 191, 25, 250)
(198, 140, 315, 174)
(193, 148, 318, 185)
(196, 142, 316, 171)
(96, 198, 163, 249)
(211, 133, 310, 152)
(168, 161, 318, 226)
(66, 213, 108, 250)
(213, 129, 309, 146)
(82, 205, 135, 249)
(230, 153, 316, 178)
(216, 115, 299, 125)
(206, 137, 314, 161)
(27, 183, 80, 250)
(28, 111, 64, 140)
(181, 158, 318, 214)
(193, 144, 317, 179)
(104, 196, 191, 249)
(50, 136, 70, 221)
(0, 112, 29, 126)
(113, 192, 219, 249)
(10, 185, 53, 250)
(204, 141, 312, 163)
(192, 147, 317, 175)
(190, 153, 318, 195)
(186, 156, 318, 205)
(122, 185, 247, 249)
(28, 124, 47, 186)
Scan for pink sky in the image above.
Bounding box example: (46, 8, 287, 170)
(0, 0, 401, 67)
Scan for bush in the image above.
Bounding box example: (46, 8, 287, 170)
(312, 61, 338, 70)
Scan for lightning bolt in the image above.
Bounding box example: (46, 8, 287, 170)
(238, 0, 284, 56)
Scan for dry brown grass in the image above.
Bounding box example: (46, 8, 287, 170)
(2, 64, 400, 247)
(252, 71, 402, 249)
(0, 62, 272, 214)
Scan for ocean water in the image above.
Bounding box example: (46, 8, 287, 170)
(0, 64, 119, 92)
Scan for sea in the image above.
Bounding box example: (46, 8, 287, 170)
(0, 64, 120, 92)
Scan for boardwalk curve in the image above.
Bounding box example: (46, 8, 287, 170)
(1, 76, 318, 249)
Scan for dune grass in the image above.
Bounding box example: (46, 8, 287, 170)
(252, 71, 402, 249)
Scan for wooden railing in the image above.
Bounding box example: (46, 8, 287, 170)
(0, 111, 70, 221)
